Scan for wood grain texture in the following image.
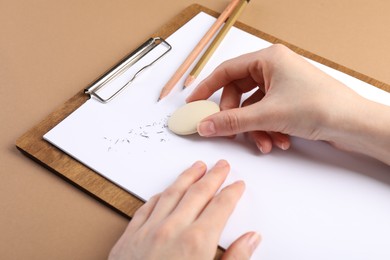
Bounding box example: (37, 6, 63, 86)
(15, 4, 390, 258)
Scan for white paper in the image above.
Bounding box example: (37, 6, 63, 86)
(44, 12, 390, 260)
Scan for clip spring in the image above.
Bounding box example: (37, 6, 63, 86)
(85, 37, 172, 103)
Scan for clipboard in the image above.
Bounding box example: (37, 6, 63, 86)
(16, 3, 390, 221)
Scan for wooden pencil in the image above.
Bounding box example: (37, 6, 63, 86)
(157, 0, 241, 101)
(184, 0, 250, 88)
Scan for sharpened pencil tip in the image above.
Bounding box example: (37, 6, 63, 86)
(184, 75, 196, 88)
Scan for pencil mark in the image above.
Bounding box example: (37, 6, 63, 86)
(102, 115, 172, 152)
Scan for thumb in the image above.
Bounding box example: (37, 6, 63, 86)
(197, 105, 264, 137)
(221, 232, 261, 260)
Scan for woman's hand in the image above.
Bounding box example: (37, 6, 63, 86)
(187, 44, 390, 165)
(109, 160, 261, 260)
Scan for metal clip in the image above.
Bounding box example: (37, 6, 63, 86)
(85, 37, 172, 103)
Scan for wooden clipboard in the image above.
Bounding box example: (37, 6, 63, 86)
(16, 3, 390, 221)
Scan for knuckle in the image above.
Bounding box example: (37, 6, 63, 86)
(269, 43, 289, 54)
(133, 208, 146, 219)
(190, 182, 213, 196)
(149, 194, 160, 201)
(201, 80, 216, 97)
(219, 59, 231, 71)
(133, 194, 158, 218)
(161, 186, 182, 200)
(223, 111, 242, 133)
(266, 44, 293, 62)
(133, 204, 149, 219)
(218, 61, 234, 81)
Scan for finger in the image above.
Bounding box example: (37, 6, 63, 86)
(197, 102, 270, 137)
(219, 83, 244, 140)
(193, 180, 245, 241)
(241, 89, 268, 151)
(145, 161, 207, 226)
(240, 90, 268, 148)
(246, 131, 291, 153)
(168, 160, 230, 228)
(268, 132, 291, 151)
(126, 193, 161, 233)
(222, 232, 261, 260)
(219, 78, 259, 110)
(241, 90, 291, 152)
(186, 51, 265, 102)
(247, 131, 273, 154)
(220, 84, 243, 111)
(241, 88, 265, 108)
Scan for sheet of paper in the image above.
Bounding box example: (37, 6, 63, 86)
(44, 12, 390, 260)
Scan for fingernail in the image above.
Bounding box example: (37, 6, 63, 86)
(255, 141, 264, 153)
(277, 140, 290, 151)
(215, 159, 228, 169)
(192, 161, 205, 169)
(197, 121, 216, 136)
(247, 232, 261, 252)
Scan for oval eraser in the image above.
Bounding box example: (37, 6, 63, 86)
(168, 100, 220, 135)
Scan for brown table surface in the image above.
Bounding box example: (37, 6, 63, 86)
(1, 0, 390, 259)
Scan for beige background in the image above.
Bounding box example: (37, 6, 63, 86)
(1, 0, 389, 259)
